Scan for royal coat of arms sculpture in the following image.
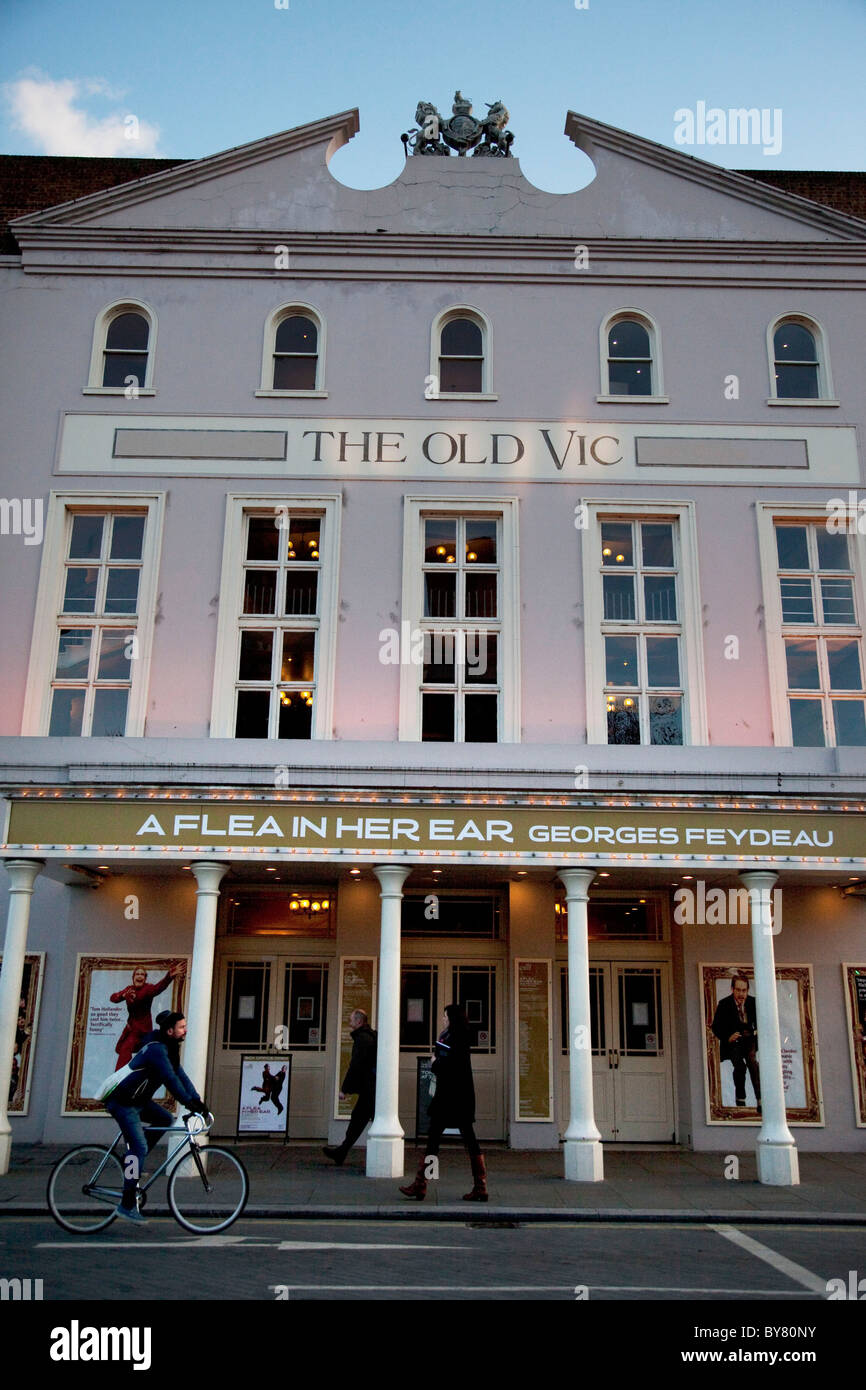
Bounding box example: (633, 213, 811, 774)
(402, 91, 514, 158)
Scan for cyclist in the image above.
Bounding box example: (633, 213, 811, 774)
(103, 1009, 207, 1223)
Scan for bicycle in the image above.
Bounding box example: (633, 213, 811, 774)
(47, 1112, 249, 1236)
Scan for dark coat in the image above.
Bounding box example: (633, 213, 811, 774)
(341, 1024, 377, 1098)
(105, 1029, 201, 1110)
(711, 994, 758, 1063)
(428, 1025, 475, 1128)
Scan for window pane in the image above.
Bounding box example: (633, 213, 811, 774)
(601, 523, 633, 567)
(440, 318, 482, 356)
(607, 694, 640, 744)
(605, 634, 638, 686)
(69, 514, 104, 560)
(285, 964, 327, 1047)
(424, 571, 456, 618)
(608, 361, 651, 395)
(273, 356, 317, 390)
(790, 698, 825, 746)
(277, 692, 313, 738)
(235, 689, 270, 738)
(780, 578, 814, 624)
(827, 639, 863, 691)
(603, 574, 635, 621)
(55, 629, 92, 680)
(97, 629, 135, 680)
(281, 630, 316, 683)
(105, 312, 149, 350)
(644, 574, 677, 621)
(63, 567, 98, 613)
(91, 687, 128, 736)
(646, 636, 680, 687)
(608, 320, 650, 358)
(465, 572, 497, 619)
(832, 700, 866, 746)
(465, 520, 496, 565)
(774, 363, 819, 399)
(400, 967, 438, 1050)
(275, 315, 317, 354)
(247, 516, 279, 562)
(775, 526, 809, 570)
(465, 693, 498, 742)
(238, 630, 273, 681)
(105, 568, 140, 614)
(785, 639, 820, 689)
(285, 570, 318, 615)
(816, 530, 850, 572)
(773, 323, 816, 361)
(288, 517, 320, 561)
(423, 631, 455, 683)
(820, 577, 856, 625)
(439, 357, 482, 392)
(465, 632, 497, 684)
(422, 692, 454, 741)
(110, 516, 145, 560)
(243, 569, 277, 615)
(425, 519, 457, 563)
(641, 523, 674, 569)
(649, 695, 683, 744)
(102, 352, 148, 389)
(49, 688, 85, 736)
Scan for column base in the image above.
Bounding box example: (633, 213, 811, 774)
(365, 1135, 405, 1178)
(564, 1137, 604, 1183)
(757, 1140, 800, 1186)
(0, 1131, 10, 1177)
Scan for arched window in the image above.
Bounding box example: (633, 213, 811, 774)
(86, 301, 156, 394)
(430, 308, 492, 397)
(768, 316, 833, 401)
(258, 305, 325, 395)
(600, 311, 664, 400)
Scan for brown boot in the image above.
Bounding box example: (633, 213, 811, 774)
(399, 1155, 429, 1200)
(462, 1153, 488, 1202)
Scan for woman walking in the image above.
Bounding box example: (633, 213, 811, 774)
(399, 1003, 488, 1202)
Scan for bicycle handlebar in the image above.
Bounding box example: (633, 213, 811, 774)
(182, 1110, 215, 1135)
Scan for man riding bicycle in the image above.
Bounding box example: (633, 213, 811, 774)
(104, 1009, 207, 1223)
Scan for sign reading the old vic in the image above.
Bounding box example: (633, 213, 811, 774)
(4, 801, 864, 860)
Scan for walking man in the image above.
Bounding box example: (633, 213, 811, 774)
(322, 1009, 377, 1165)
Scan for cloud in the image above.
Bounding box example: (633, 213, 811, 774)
(4, 71, 160, 156)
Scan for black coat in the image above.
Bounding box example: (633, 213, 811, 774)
(341, 1025, 377, 1099)
(711, 994, 758, 1063)
(428, 1026, 475, 1128)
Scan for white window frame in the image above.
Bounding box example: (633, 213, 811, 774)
(597, 308, 668, 404)
(428, 306, 497, 401)
(22, 491, 165, 735)
(581, 500, 707, 745)
(210, 493, 341, 739)
(757, 502, 866, 745)
(765, 313, 837, 406)
(84, 300, 157, 396)
(398, 496, 520, 741)
(256, 303, 328, 398)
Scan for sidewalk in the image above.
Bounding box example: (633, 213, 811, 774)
(4, 1143, 866, 1223)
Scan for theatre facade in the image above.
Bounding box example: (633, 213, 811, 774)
(1, 101, 865, 1184)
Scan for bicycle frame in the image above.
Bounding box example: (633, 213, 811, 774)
(87, 1113, 213, 1207)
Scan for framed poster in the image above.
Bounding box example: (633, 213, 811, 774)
(237, 1054, 291, 1138)
(514, 958, 554, 1122)
(62, 955, 189, 1114)
(842, 965, 866, 1127)
(335, 957, 377, 1119)
(700, 963, 822, 1125)
(1, 952, 45, 1115)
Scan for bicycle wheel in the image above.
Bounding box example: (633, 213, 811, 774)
(167, 1145, 249, 1234)
(47, 1145, 123, 1234)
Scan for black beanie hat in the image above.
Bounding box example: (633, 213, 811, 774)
(155, 1010, 184, 1033)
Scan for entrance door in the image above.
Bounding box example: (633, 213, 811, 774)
(560, 961, 675, 1142)
(398, 957, 504, 1140)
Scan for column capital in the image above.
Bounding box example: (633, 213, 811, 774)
(190, 861, 229, 894)
(557, 867, 596, 898)
(2, 860, 44, 892)
(373, 865, 411, 897)
(739, 869, 779, 891)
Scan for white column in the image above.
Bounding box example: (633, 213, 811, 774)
(0, 860, 43, 1175)
(184, 863, 229, 1102)
(741, 870, 799, 1186)
(558, 868, 604, 1182)
(366, 865, 410, 1177)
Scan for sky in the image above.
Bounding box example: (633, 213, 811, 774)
(1, 0, 864, 192)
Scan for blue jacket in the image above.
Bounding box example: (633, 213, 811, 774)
(105, 1029, 201, 1110)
